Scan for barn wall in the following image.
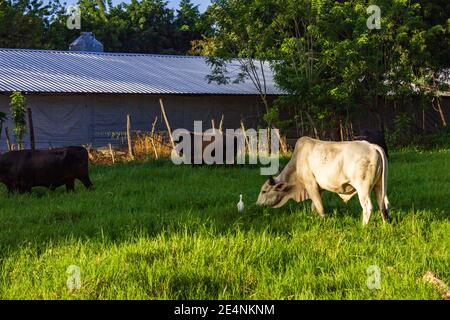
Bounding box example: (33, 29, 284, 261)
(0, 93, 266, 149)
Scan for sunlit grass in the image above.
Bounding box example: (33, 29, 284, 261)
(0, 149, 448, 299)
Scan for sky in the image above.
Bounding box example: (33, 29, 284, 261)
(169, 0, 210, 11)
(59, 0, 211, 12)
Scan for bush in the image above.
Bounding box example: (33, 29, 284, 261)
(386, 114, 415, 147)
(410, 126, 450, 149)
(387, 125, 450, 150)
(9, 91, 27, 149)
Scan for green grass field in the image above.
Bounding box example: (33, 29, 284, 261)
(0, 149, 448, 299)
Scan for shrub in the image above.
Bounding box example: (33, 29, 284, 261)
(9, 91, 27, 150)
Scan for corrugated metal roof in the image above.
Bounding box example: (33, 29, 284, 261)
(0, 48, 282, 95)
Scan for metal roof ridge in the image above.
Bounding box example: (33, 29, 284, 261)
(0, 48, 206, 59)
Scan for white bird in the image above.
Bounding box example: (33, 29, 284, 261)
(237, 194, 244, 213)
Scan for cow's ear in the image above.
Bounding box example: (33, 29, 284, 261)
(275, 182, 290, 192)
(268, 176, 276, 185)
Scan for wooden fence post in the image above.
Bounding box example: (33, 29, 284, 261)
(349, 122, 354, 140)
(127, 114, 134, 160)
(435, 98, 447, 127)
(219, 114, 224, 133)
(27, 108, 35, 150)
(272, 126, 287, 154)
(108, 143, 115, 164)
(240, 120, 252, 154)
(159, 98, 175, 149)
(5, 127, 12, 151)
(150, 116, 158, 159)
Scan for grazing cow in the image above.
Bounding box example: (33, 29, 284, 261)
(354, 128, 389, 158)
(256, 137, 389, 225)
(0, 146, 93, 193)
(176, 131, 238, 165)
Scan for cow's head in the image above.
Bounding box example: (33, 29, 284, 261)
(257, 176, 310, 208)
(256, 176, 294, 208)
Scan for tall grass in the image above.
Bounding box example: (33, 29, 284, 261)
(0, 149, 448, 299)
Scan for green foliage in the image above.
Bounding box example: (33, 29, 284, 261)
(274, 0, 448, 128)
(9, 91, 27, 149)
(412, 127, 450, 149)
(200, 0, 288, 122)
(386, 113, 416, 147)
(263, 105, 279, 127)
(387, 124, 450, 150)
(174, 0, 206, 53)
(0, 0, 62, 49)
(0, 150, 448, 299)
(202, 0, 449, 135)
(0, 0, 211, 54)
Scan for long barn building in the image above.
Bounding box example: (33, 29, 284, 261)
(0, 34, 281, 149)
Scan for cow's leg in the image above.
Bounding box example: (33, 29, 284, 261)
(356, 184, 373, 225)
(384, 196, 390, 214)
(79, 175, 93, 190)
(66, 180, 75, 192)
(306, 184, 325, 218)
(374, 181, 390, 223)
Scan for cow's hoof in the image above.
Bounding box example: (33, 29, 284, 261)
(382, 217, 391, 223)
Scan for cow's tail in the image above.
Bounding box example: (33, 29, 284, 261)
(373, 144, 389, 211)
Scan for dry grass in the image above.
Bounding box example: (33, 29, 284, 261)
(86, 131, 291, 165)
(85, 132, 172, 165)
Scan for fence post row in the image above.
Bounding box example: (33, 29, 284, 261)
(127, 114, 134, 160)
(27, 108, 35, 151)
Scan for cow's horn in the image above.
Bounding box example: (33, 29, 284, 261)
(269, 176, 275, 185)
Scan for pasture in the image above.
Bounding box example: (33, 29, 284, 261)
(0, 149, 448, 299)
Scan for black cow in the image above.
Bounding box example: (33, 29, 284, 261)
(354, 129, 389, 158)
(0, 146, 93, 193)
(177, 131, 239, 165)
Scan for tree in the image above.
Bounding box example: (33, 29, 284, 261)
(10, 91, 27, 150)
(122, 0, 176, 54)
(174, 0, 203, 53)
(411, 0, 450, 127)
(196, 0, 283, 125)
(202, 0, 449, 137)
(0, 0, 211, 54)
(269, 0, 328, 136)
(0, 0, 65, 49)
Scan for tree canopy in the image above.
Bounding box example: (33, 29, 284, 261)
(199, 0, 449, 134)
(0, 0, 210, 54)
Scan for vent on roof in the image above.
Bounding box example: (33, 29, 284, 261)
(69, 32, 104, 52)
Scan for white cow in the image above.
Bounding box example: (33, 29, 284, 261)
(256, 137, 389, 225)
